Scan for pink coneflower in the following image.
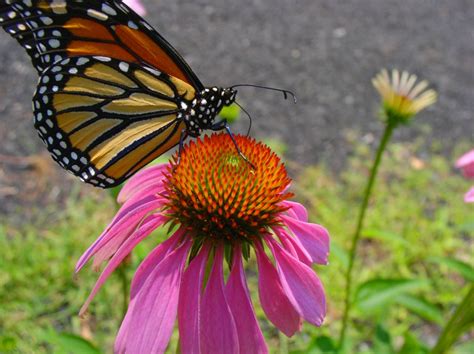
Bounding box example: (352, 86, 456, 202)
(123, 0, 147, 16)
(76, 133, 329, 353)
(455, 149, 474, 203)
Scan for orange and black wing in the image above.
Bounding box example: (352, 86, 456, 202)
(0, 0, 203, 90)
(33, 55, 195, 188)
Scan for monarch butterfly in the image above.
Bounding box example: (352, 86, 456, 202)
(1, 0, 271, 188)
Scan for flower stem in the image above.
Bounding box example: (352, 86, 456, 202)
(117, 260, 130, 319)
(338, 123, 395, 348)
(279, 331, 289, 354)
(431, 283, 474, 354)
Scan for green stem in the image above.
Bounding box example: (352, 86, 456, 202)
(431, 284, 474, 354)
(279, 331, 289, 354)
(118, 262, 130, 319)
(338, 123, 395, 349)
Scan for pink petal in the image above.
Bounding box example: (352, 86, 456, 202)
(117, 164, 168, 204)
(465, 186, 474, 203)
(266, 237, 326, 327)
(116, 238, 191, 353)
(115, 296, 136, 351)
(123, 0, 147, 16)
(281, 200, 308, 222)
(226, 247, 268, 354)
(273, 227, 312, 266)
(79, 215, 166, 315)
(75, 195, 165, 272)
(281, 215, 330, 265)
(178, 245, 210, 354)
(254, 242, 301, 337)
(91, 211, 166, 271)
(456, 149, 474, 179)
(115, 229, 183, 353)
(275, 230, 298, 258)
(118, 183, 167, 208)
(200, 246, 239, 354)
(130, 228, 184, 299)
(113, 194, 162, 229)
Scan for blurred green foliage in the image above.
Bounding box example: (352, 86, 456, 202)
(218, 103, 241, 124)
(0, 138, 472, 353)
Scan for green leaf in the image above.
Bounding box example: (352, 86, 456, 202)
(373, 324, 395, 354)
(329, 242, 349, 270)
(363, 229, 409, 246)
(355, 278, 430, 311)
(307, 335, 338, 353)
(55, 333, 102, 354)
(427, 256, 474, 282)
(40, 330, 102, 354)
(431, 284, 474, 354)
(219, 104, 240, 123)
(395, 294, 444, 324)
(398, 332, 428, 354)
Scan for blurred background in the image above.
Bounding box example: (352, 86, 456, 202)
(0, 0, 472, 353)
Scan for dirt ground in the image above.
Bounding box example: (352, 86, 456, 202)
(0, 0, 472, 223)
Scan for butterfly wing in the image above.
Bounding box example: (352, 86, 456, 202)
(34, 55, 194, 188)
(0, 0, 203, 90)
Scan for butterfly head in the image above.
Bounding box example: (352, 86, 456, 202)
(184, 87, 237, 137)
(221, 87, 237, 106)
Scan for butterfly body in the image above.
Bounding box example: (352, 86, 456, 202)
(0, 0, 238, 188)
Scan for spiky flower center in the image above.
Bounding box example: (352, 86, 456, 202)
(164, 134, 292, 242)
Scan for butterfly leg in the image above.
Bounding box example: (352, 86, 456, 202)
(175, 128, 187, 167)
(211, 120, 256, 170)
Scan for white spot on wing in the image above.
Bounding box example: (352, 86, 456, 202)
(49, 39, 60, 48)
(40, 16, 53, 25)
(119, 62, 129, 72)
(94, 56, 112, 62)
(76, 57, 90, 65)
(87, 9, 109, 21)
(128, 21, 138, 30)
(102, 4, 117, 16)
(144, 67, 161, 76)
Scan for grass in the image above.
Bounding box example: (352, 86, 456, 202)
(0, 137, 472, 353)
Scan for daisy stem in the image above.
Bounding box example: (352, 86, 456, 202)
(338, 122, 395, 349)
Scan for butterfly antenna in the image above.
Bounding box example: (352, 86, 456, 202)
(231, 84, 297, 103)
(235, 101, 253, 136)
